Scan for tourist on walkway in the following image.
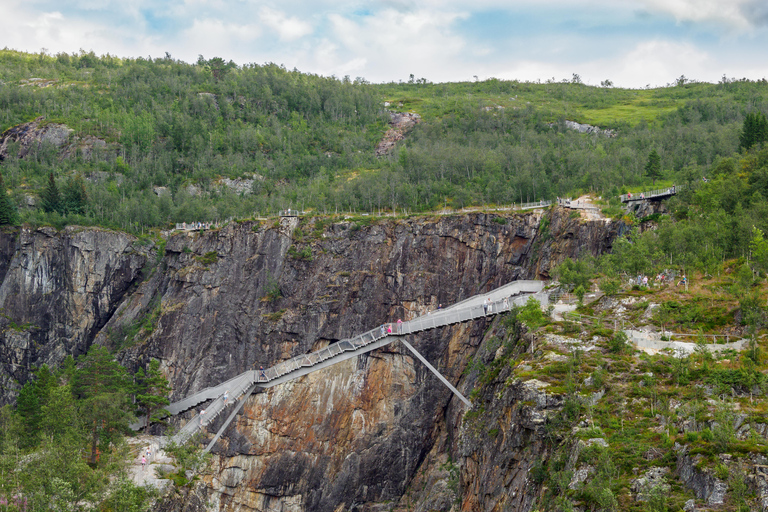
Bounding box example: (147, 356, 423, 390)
(387, 324, 392, 334)
(397, 318, 402, 333)
(223, 390, 229, 403)
(199, 409, 206, 425)
(141, 456, 146, 470)
(260, 366, 266, 380)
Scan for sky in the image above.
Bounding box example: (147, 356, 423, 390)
(1, 0, 767, 88)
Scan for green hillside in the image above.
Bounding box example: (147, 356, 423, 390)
(1, 49, 767, 232)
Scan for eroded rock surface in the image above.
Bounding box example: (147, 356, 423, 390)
(0, 227, 149, 402)
(0, 208, 622, 511)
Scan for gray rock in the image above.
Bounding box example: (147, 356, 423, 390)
(677, 446, 729, 505)
(568, 465, 594, 490)
(631, 467, 670, 501)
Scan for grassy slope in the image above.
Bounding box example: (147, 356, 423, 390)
(483, 268, 768, 511)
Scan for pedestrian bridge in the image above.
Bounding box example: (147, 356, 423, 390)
(620, 184, 685, 203)
(148, 280, 549, 450)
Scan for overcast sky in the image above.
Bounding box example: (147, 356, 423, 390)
(2, 0, 767, 88)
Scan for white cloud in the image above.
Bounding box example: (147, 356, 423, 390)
(614, 39, 711, 86)
(636, 0, 752, 29)
(322, 8, 470, 82)
(1, 0, 766, 86)
(175, 18, 263, 61)
(259, 7, 313, 41)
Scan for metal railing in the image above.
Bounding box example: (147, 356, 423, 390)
(161, 281, 548, 443)
(255, 292, 542, 384)
(620, 184, 685, 203)
(520, 200, 552, 210)
(279, 209, 304, 217)
(171, 371, 255, 445)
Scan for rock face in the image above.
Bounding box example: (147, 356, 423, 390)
(0, 227, 149, 403)
(0, 116, 109, 161)
(0, 208, 622, 511)
(676, 445, 728, 505)
(375, 111, 421, 156)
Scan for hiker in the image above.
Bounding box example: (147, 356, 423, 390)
(397, 318, 403, 333)
(199, 409, 206, 425)
(487, 298, 493, 314)
(387, 324, 392, 334)
(260, 366, 266, 380)
(483, 299, 488, 315)
(503, 297, 509, 310)
(223, 390, 229, 403)
(146, 446, 151, 461)
(141, 455, 146, 470)
(380, 324, 386, 337)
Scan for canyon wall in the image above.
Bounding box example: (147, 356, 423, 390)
(0, 209, 621, 511)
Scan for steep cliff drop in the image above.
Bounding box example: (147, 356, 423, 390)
(0, 208, 621, 511)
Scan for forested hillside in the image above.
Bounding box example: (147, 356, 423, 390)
(1, 49, 767, 232)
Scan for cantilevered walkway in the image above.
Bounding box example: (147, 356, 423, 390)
(153, 280, 548, 449)
(620, 184, 685, 203)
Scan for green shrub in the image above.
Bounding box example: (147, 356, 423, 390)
(196, 251, 218, 265)
(608, 331, 631, 354)
(287, 245, 312, 260)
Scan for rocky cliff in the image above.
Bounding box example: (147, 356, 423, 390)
(0, 208, 621, 511)
(0, 226, 148, 403)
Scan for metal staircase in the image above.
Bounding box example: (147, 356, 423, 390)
(153, 280, 548, 448)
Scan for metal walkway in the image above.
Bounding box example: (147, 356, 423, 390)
(155, 280, 548, 447)
(620, 184, 685, 203)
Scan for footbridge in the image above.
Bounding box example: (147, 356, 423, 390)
(150, 280, 549, 450)
(620, 184, 685, 203)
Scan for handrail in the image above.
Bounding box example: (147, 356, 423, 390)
(620, 184, 685, 203)
(158, 282, 549, 445)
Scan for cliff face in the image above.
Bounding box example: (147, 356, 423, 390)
(0, 208, 622, 511)
(0, 226, 148, 403)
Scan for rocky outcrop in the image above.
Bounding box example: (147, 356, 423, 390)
(564, 120, 616, 137)
(676, 444, 728, 505)
(0, 227, 149, 403)
(0, 116, 109, 161)
(375, 111, 421, 156)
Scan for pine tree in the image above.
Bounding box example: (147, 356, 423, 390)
(644, 149, 663, 185)
(0, 172, 18, 225)
(62, 174, 88, 215)
(740, 111, 768, 150)
(134, 359, 172, 429)
(72, 346, 133, 465)
(41, 171, 62, 214)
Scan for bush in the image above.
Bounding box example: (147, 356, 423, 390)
(517, 297, 547, 329)
(600, 277, 621, 296)
(196, 251, 218, 265)
(287, 245, 312, 260)
(608, 331, 631, 354)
